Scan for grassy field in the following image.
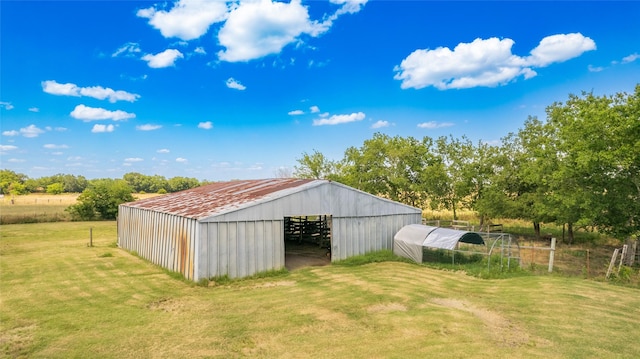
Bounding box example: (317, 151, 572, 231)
(1, 222, 639, 358)
(0, 194, 160, 224)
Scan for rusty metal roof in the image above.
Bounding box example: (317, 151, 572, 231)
(122, 178, 320, 219)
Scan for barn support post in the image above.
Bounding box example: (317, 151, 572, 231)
(547, 238, 556, 273)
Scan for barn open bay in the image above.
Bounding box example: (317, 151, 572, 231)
(1, 221, 638, 358)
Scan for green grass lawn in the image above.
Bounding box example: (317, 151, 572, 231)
(1, 222, 639, 358)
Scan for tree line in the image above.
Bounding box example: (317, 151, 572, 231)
(293, 86, 640, 242)
(0, 171, 203, 196)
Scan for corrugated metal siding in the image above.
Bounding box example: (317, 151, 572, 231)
(330, 213, 421, 261)
(198, 220, 284, 279)
(118, 205, 197, 280)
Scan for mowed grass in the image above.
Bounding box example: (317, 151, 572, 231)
(1, 222, 640, 358)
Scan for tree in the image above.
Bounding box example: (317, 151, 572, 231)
(67, 179, 134, 220)
(428, 135, 477, 220)
(46, 183, 65, 194)
(293, 150, 336, 179)
(0, 169, 27, 195)
(547, 86, 640, 240)
(337, 133, 435, 207)
(167, 176, 200, 192)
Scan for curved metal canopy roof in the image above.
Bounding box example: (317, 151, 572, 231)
(393, 224, 485, 263)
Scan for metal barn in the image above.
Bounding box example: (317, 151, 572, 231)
(117, 178, 421, 281)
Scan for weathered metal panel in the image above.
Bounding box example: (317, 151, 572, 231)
(237, 222, 248, 278)
(246, 222, 256, 275)
(327, 213, 421, 261)
(207, 223, 219, 278)
(117, 206, 197, 280)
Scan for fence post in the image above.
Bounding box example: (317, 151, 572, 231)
(89, 227, 93, 247)
(548, 238, 556, 273)
(606, 248, 620, 279)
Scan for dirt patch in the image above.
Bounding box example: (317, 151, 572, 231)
(147, 297, 184, 312)
(250, 281, 297, 289)
(285, 241, 330, 271)
(431, 298, 530, 347)
(285, 253, 330, 271)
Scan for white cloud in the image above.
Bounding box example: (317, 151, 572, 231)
(371, 120, 389, 129)
(43, 144, 69, 149)
(142, 49, 184, 68)
(7, 158, 25, 163)
(137, 0, 229, 41)
(225, 77, 246, 90)
(2, 130, 19, 136)
(137, 124, 162, 131)
(176, 157, 188, 163)
(42, 80, 140, 102)
(313, 112, 365, 126)
(157, 148, 170, 153)
(194, 46, 207, 55)
(217, 0, 327, 62)
(320, 0, 368, 29)
(288, 110, 304, 115)
(0, 145, 18, 151)
(417, 121, 454, 129)
(124, 157, 144, 163)
(91, 124, 115, 133)
(395, 33, 595, 90)
(138, 1, 367, 63)
(526, 33, 596, 67)
(112, 42, 141, 57)
(588, 65, 604, 73)
(622, 53, 639, 64)
(28, 107, 40, 112)
(198, 121, 213, 129)
(310, 105, 320, 113)
(71, 104, 135, 122)
(9, 124, 46, 138)
(0, 101, 15, 110)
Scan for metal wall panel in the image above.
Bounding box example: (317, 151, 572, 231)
(197, 220, 285, 279)
(117, 205, 197, 280)
(330, 213, 421, 261)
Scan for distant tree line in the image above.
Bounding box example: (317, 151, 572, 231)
(0, 171, 204, 196)
(293, 86, 640, 242)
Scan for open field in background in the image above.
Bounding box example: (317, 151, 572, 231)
(1, 221, 639, 358)
(0, 193, 160, 224)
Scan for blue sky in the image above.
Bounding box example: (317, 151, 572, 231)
(1, 0, 639, 181)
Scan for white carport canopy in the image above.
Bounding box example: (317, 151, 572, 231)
(393, 224, 485, 263)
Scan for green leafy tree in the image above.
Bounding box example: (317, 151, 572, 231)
(429, 135, 477, 220)
(0, 169, 27, 194)
(168, 176, 200, 192)
(46, 183, 65, 194)
(67, 179, 134, 220)
(337, 133, 435, 207)
(293, 150, 336, 179)
(547, 86, 640, 240)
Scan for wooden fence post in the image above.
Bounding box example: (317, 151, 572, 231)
(606, 248, 620, 279)
(548, 238, 556, 273)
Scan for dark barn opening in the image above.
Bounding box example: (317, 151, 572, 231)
(284, 215, 332, 270)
